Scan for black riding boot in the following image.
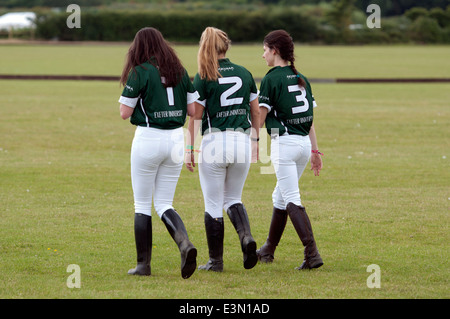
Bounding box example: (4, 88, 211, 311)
(256, 207, 288, 263)
(128, 213, 152, 276)
(198, 212, 224, 272)
(286, 202, 323, 270)
(161, 209, 197, 279)
(226, 203, 257, 270)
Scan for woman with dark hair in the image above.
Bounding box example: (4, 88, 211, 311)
(257, 30, 324, 270)
(119, 27, 199, 279)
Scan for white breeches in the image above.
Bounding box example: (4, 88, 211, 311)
(130, 126, 184, 217)
(198, 131, 251, 219)
(271, 134, 311, 209)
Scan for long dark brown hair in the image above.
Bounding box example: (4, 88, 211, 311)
(120, 27, 185, 88)
(263, 29, 306, 87)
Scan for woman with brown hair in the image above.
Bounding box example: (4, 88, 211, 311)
(185, 27, 260, 272)
(119, 27, 199, 279)
(257, 29, 324, 270)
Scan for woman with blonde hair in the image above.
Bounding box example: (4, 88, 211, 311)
(185, 27, 260, 272)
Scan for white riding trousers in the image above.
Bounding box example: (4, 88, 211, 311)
(270, 134, 311, 209)
(198, 131, 251, 219)
(130, 126, 184, 217)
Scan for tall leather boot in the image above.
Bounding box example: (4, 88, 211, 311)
(286, 202, 323, 270)
(161, 208, 197, 279)
(198, 212, 224, 272)
(226, 203, 257, 270)
(256, 207, 288, 263)
(128, 213, 152, 276)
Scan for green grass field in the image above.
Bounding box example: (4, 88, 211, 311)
(1, 43, 450, 79)
(0, 44, 449, 299)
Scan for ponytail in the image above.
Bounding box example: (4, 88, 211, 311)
(290, 62, 306, 88)
(198, 27, 231, 81)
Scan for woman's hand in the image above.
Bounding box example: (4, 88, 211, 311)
(310, 152, 322, 176)
(185, 151, 195, 172)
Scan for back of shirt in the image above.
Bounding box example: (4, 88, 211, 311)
(259, 66, 317, 136)
(119, 61, 199, 129)
(194, 58, 258, 135)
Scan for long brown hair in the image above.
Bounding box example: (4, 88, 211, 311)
(197, 27, 231, 81)
(263, 29, 306, 87)
(120, 27, 185, 87)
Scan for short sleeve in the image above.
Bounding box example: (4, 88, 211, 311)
(118, 69, 142, 108)
(258, 77, 272, 111)
(193, 73, 206, 107)
(305, 78, 317, 108)
(184, 71, 200, 104)
(249, 73, 259, 102)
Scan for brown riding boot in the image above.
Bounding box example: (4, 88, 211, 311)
(286, 202, 323, 270)
(256, 207, 288, 263)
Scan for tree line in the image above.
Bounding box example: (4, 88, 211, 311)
(2, 0, 449, 43)
(2, 0, 450, 16)
(31, 4, 450, 44)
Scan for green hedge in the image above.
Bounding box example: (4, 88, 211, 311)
(35, 9, 319, 42)
(34, 7, 450, 44)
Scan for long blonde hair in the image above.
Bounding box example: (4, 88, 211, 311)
(197, 27, 231, 81)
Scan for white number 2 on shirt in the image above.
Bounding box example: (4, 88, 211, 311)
(288, 84, 309, 114)
(218, 76, 244, 107)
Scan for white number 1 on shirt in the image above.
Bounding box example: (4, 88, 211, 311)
(166, 87, 175, 106)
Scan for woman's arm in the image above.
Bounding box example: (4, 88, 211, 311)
(309, 123, 323, 176)
(120, 104, 134, 120)
(259, 106, 268, 128)
(187, 102, 196, 117)
(249, 99, 260, 163)
(185, 102, 204, 172)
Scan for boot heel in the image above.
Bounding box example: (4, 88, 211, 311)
(181, 244, 197, 279)
(243, 237, 257, 269)
(162, 209, 197, 279)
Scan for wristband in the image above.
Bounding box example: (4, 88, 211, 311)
(251, 137, 260, 142)
(311, 150, 324, 156)
(186, 145, 194, 150)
